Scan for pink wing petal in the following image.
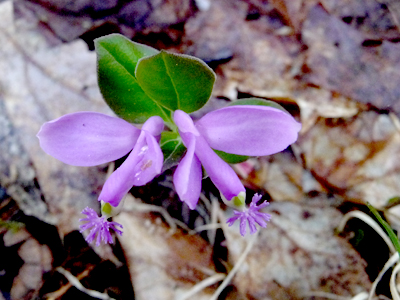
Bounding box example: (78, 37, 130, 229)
(194, 135, 245, 201)
(99, 130, 163, 207)
(173, 110, 200, 136)
(37, 112, 140, 166)
(196, 105, 302, 156)
(173, 133, 202, 209)
(141, 115, 164, 138)
(174, 109, 245, 203)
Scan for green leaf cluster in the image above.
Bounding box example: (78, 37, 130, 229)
(95, 34, 215, 128)
(95, 34, 291, 167)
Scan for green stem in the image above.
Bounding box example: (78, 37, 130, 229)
(367, 202, 400, 256)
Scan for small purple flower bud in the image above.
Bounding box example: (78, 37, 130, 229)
(226, 194, 271, 236)
(79, 207, 123, 246)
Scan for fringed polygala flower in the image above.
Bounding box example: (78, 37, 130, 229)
(227, 194, 271, 236)
(80, 207, 123, 246)
(37, 112, 164, 244)
(173, 105, 301, 230)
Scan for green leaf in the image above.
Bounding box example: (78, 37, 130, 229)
(96, 34, 216, 127)
(214, 149, 249, 164)
(229, 98, 290, 114)
(0, 220, 24, 233)
(160, 131, 186, 171)
(384, 196, 400, 209)
(95, 34, 173, 125)
(135, 51, 216, 113)
(367, 202, 400, 256)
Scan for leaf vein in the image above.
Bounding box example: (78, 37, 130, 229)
(161, 53, 180, 109)
(102, 45, 173, 124)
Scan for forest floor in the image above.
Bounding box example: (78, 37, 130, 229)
(2, 0, 400, 299)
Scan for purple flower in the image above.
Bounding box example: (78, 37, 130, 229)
(173, 105, 301, 209)
(227, 194, 271, 236)
(79, 207, 123, 246)
(37, 112, 164, 207)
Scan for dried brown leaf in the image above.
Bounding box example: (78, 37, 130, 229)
(114, 209, 216, 300)
(321, 0, 400, 40)
(202, 1, 359, 125)
(225, 200, 371, 299)
(303, 5, 400, 115)
(297, 111, 400, 208)
(0, 0, 111, 235)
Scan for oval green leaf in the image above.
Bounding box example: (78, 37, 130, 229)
(135, 51, 216, 113)
(95, 34, 174, 125)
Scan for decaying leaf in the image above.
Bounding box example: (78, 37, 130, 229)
(297, 110, 400, 209)
(114, 205, 217, 300)
(242, 151, 322, 203)
(201, 1, 360, 130)
(2, 0, 400, 299)
(1, 218, 53, 300)
(225, 200, 371, 299)
(0, 0, 110, 235)
(303, 5, 400, 115)
(0, 100, 53, 224)
(321, 0, 400, 40)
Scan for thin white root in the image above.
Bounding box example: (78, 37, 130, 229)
(390, 261, 400, 300)
(123, 194, 192, 233)
(189, 223, 222, 235)
(337, 211, 396, 254)
(369, 252, 399, 300)
(209, 195, 220, 246)
(56, 267, 115, 300)
(351, 292, 370, 300)
(199, 193, 212, 212)
(301, 290, 367, 300)
(209, 232, 259, 300)
(177, 273, 226, 300)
